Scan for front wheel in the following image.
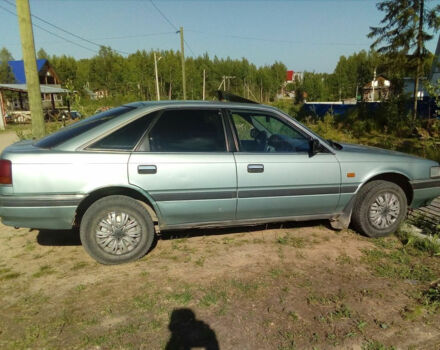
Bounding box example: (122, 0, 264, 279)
(351, 180, 407, 238)
(80, 195, 155, 264)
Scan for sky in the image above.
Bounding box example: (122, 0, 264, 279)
(0, 0, 439, 73)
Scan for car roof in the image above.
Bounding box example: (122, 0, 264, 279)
(125, 100, 280, 112)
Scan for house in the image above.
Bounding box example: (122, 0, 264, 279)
(277, 70, 304, 100)
(2, 59, 65, 111)
(286, 70, 303, 84)
(363, 75, 391, 102)
(8, 59, 61, 85)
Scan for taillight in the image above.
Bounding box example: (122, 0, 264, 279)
(0, 159, 12, 185)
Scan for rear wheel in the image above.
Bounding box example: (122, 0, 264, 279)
(80, 195, 155, 264)
(351, 180, 407, 238)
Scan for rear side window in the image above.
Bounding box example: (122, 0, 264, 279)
(147, 109, 226, 152)
(88, 113, 155, 151)
(35, 106, 135, 149)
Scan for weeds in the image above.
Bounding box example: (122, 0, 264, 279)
(276, 233, 306, 248)
(362, 340, 395, 350)
(361, 248, 436, 281)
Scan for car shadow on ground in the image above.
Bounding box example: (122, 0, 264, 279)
(34, 219, 332, 248)
(159, 219, 332, 241)
(36, 228, 81, 246)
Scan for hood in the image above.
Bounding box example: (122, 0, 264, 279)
(336, 142, 428, 162)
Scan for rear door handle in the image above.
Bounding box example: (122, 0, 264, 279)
(138, 165, 157, 174)
(247, 164, 264, 173)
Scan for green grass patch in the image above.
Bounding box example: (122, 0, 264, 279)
(32, 265, 55, 278)
(71, 262, 89, 271)
(167, 289, 193, 305)
(361, 248, 436, 282)
(362, 339, 395, 350)
(276, 233, 307, 248)
(200, 286, 228, 307)
(0, 272, 21, 280)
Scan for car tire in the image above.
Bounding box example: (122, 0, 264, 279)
(80, 195, 155, 265)
(351, 180, 407, 238)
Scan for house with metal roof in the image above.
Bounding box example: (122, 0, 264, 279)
(7, 59, 61, 85)
(0, 59, 70, 124)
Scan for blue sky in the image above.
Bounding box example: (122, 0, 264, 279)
(0, 0, 439, 73)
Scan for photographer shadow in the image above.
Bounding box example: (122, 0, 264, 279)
(166, 308, 219, 350)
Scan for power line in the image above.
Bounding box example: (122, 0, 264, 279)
(149, 0, 178, 31)
(186, 29, 370, 47)
(0, 3, 99, 53)
(2, 0, 129, 55)
(149, 0, 196, 56)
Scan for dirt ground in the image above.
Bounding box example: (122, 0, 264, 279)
(0, 134, 439, 350)
(0, 132, 19, 152)
(0, 221, 439, 350)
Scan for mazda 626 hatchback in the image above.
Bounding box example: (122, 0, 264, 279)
(1, 100, 439, 264)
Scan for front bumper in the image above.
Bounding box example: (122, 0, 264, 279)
(410, 179, 440, 208)
(0, 194, 84, 230)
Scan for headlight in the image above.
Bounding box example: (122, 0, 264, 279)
(431, 166, 440, 178)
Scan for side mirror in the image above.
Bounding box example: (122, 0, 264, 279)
(309, 139, 320, 156)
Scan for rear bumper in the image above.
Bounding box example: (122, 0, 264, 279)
(0, 194, 84, 229)
(410, 179, 440, 208)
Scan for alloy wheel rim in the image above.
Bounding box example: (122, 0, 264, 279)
(95, 212, 141, 255)
(368, 192, 400, 229)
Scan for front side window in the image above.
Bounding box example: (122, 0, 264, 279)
(147, 109, 226, 152)
(230, 111, 310, 153)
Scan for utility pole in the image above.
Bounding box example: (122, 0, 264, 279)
(202, 69, 206, 100)
(179, 26, 186, 100)
(16, 0, 45, 138)
(372, 67, 376, 102)
(154, 52, 161, 101)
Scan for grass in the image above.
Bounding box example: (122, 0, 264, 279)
(361, 247, 436, 282)
(32, 265, 55, 278)
(200, 286, 228, 307)
(166, 289, 193, 305)
(276, 233, 307, 248)
(362, 340, 396, 350)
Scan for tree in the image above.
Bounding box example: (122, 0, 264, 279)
(37, 48, 49, 60)
(368, 0, 440, 119)
(0, 47, 15, 83)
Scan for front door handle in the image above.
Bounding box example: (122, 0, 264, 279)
(138, 165, 157, 174)
(247, 164, 264, 173)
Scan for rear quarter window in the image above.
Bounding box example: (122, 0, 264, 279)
(35, 106, 135, 149)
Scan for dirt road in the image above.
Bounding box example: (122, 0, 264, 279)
(0, 132, 18, 152)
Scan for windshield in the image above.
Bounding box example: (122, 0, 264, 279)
(35, 106, 136, 149)
(277, 110, 334, 149)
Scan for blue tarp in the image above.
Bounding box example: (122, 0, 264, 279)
(7, 59, 47, 84)
(304, 99, 438, 119)
(303, 103, 357, 117)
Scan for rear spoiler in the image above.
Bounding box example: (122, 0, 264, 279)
(217, 90, 259, 104)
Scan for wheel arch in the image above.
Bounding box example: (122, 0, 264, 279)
(74, 186, 161, 227)
(362, 172, 413, 205)
(331, 171, 413, 230)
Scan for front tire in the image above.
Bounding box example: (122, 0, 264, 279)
(80, 195, 155, 265)
(351, 180, 407, 238)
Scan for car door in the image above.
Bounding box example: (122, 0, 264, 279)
(128, 108, 237, 227)
(228, 109, 341, 220)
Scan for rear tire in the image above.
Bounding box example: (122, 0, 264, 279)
(351, 180, 407, 238)
(80, 195, 155, 265)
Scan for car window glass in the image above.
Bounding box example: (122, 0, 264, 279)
(230, 111, 310, 153)
(35, 106, 135, 149)
(148, 109, 226, 152)
(88, 112, 155, 151)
